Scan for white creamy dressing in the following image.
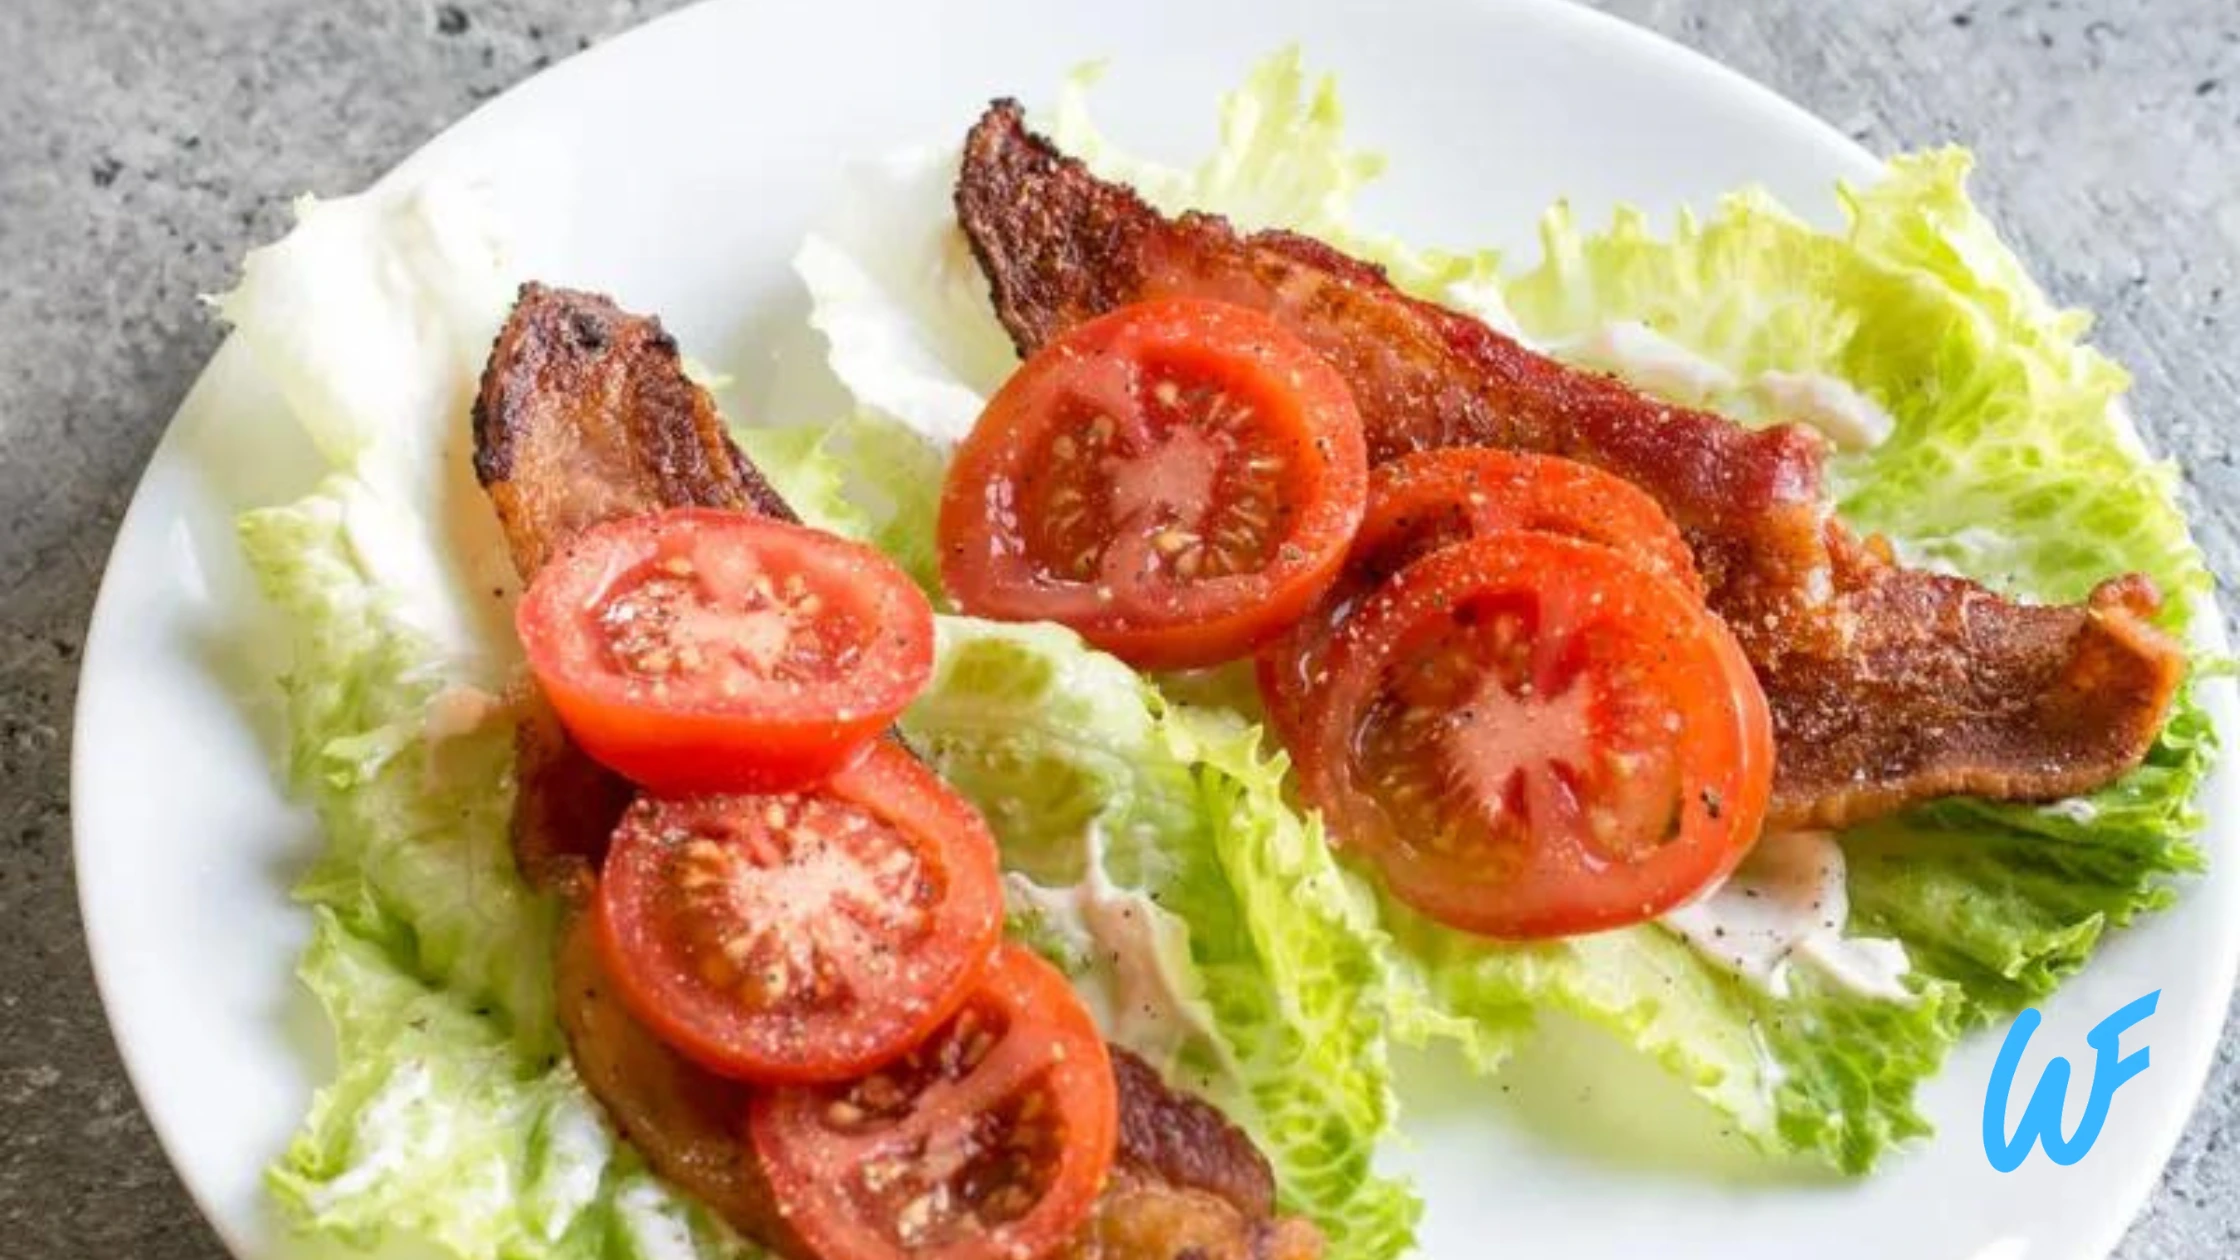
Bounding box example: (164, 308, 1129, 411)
(525, 1102, 612, 1242)
(1746, 1020, 1790, 1115)
(423, 683, 506, 743)
(303, 1061, 434, 1212)
(1753, 369, 1897, 451)
(1660, 829, 1914, 1003)
(612, 1176, 706, 1260)
(1441, 278, 1539, 347)
(1558, 320, 1739, 404)
(1548, 319, 1897, 453)
(1886, 525, 2026, 580)
(1004, 827, 1227, 1073)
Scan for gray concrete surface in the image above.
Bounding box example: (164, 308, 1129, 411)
(0, 0, 2232, 1255)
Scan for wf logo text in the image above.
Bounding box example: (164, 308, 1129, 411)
(1982, 989, 2158, 1172)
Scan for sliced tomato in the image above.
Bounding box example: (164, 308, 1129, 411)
(1294, 534, 1771, 939)
(939, 298, 1368, 670)
(518, 507, 933, 794)
(749, 943, 1118, 1260)
(1258, 449, 1701, 755)
(595, 743, 1003, 1083)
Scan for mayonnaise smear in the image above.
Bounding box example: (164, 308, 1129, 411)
(1551, 319, 1899, 453)
(1661, 829, 1914, 1003)
(1004, 826, 1229, 1073)
(1753, 369, 1897, 451)
(1560, 320, 1739, 404)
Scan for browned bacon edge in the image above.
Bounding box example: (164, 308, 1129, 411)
(474, 284, 1321, 1260)
(954, 100, 2186, 831)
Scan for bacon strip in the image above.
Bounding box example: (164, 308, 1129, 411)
(473, 281, 796, 575)
(954, 101, 2185, 829)
(475, 284, 1322, 1260)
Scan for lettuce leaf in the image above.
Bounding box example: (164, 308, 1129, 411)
(1498, 148, 2216, 1032)
(797, 50, 2216, 1179)
(224, 186, 556, 1050)
(234, 45, 2216, 1260)
(239, 490, 558, 1050)
(224, 186, 748, 1258)
(793, 49, 1507, 461)
(903, 617, 1421, 1258)
(214, 184, 526, 681)
(739, 411, 948, 597)
(234, 179, 1416, 1260)
(1385, 898, 1963, 1173)
(1050, 52, 1505, 307)
(271, 912, 750, 1259)
(1501, 154, 2211, 628)
(791, 149, 1016, 446)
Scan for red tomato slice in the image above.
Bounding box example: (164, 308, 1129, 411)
(518, 508, 934, 795)
(939, 298, 1368, 670)
(596, 743, 1004, 1083)
(749, 943, 1118, 1260)
(1295, 534, 1771, 939)
(1258, 449, 1701, 756)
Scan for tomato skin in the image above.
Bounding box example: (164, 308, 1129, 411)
(595, 743, 1004, 1084)
(940, 298, 1368, 670)
(1296, 533, 1772, 940)
(748, 944, 1118, 1260)
(1259, 449, 1701, 755)
(518, 508, 933, 795)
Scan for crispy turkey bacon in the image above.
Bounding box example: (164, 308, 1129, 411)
(474, 284, 1322, 1260)
(954, 101, 2186, 830)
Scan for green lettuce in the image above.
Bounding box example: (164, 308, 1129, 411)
(902, 617, 1421, 1258)
(238, 452, 759, 1260)
(1387, 904, 1963, 1170)
(1500, 153, 2211, 628)
(737, 410, 947, 596)
(796, 49, 2215, 1177)
(234, 43, 2217, 1260)
(1496, 146, 2216, 1033)
(271, 913, 750, 1260)
(234, 171, 1418, 1260)
(239, 489, 557, 1050)
(225, 185, 760, 1258)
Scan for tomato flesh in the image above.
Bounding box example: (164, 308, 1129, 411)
(940, 298, 1368, 670)
(1259, 448, 1701, 756)
(519, 508, 933, 794)
(596, 743, 1003, 1083)
(1296, 534, 1771, 939)
(750, 944, 1117, 1260)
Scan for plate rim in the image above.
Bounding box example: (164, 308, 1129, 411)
(68, 1, 2240, 1257)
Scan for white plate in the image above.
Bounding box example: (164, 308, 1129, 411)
(71, 1, 2239, 1258)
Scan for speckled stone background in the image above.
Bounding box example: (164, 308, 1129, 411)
(1, 0, 2233, 1255)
